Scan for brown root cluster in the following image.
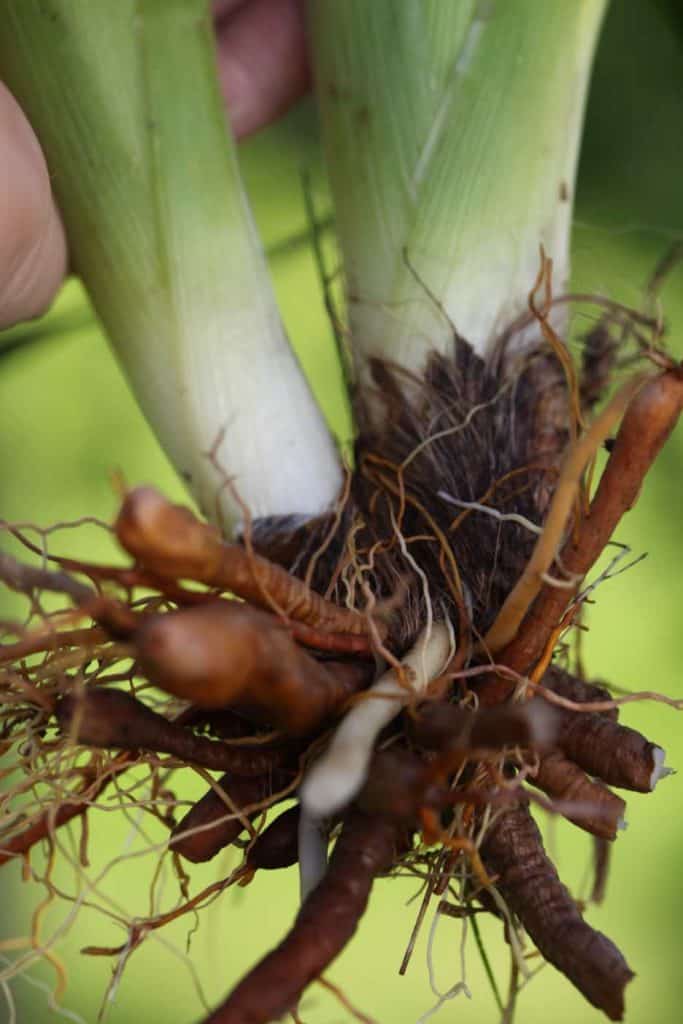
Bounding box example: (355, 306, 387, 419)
(1, 278, 682, 1023)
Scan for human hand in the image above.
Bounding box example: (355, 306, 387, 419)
(0, 80, 67, 329)
(0, 0, 309, 329)
(214, 0, 309, 138)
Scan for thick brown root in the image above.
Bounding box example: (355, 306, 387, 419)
(482, 800, 634, 1019)
(202, 811, 406, 1023)
(556, 711, 665, 793)
(170, 771, 291, 864)
(115, 487, 376, 638)
(246, 805, 300, 872)
(529, 752, 626, 840)
(134, 601, 369, 734)
(56, 689, 297, 776)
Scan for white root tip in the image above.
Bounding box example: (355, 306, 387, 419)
(297, 804, 328, 902)
(300, 623, 452, 818)
(617, 816, 628, 832)
(300, 744, 367, 820)
(649, 746, 673, 790)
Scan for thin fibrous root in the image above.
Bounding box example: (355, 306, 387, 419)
(528, 752, 626, 841)
(55, 689, 297, 776)
(0, 624, 109, 665)
(0, 756, 130, 868)
(82, 865, 249, 958)
(481, 799, 634, 1020)
(169, 769, 292, 864)
(201, 810, 407, 1024)
(0, 551, 135, 638)
(114, 487, 381, 638)
(134, 600, 371, 735)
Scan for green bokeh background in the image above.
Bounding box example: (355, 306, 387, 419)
(1, 4, 682, 1023)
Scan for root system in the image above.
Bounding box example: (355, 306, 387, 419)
(1, 272, 682, 1023)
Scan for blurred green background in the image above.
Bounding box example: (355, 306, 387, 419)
(1, 3, 682, 1023)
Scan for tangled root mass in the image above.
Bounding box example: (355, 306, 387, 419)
(1, 291, 681, 1023)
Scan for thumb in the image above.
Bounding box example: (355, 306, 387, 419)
(0, 81, 67, 329)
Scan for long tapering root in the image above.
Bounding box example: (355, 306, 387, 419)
(410, 696, 559, 757)
(56, 688, 298, 776)
(202, 811, 406, 1024)
(481, 800, 634, 1020)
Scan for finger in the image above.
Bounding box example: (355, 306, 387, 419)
(213, 0, 246, 19)
(0, 82, 67, 329)
(215, 0, 310, 139)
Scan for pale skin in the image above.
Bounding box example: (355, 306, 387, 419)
(0, 0, 309, 329)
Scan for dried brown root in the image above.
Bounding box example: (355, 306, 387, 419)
(179, 708, 264, 740)
(55, 689, 296, 776)
(134, 601, 370, 734)
(532, 667, 621, 817)
(279, 620, 377, 655)
(481, 800, 634, 1020)
(0, 324, 676, 1022)
(114, 487, 378, 638)
(528, 752, 626, 840)
(201, 810, 407, 1024)
(169, 770, 291, 864)
(0, 551, 94, 605)
(246, 805, 300, 872)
